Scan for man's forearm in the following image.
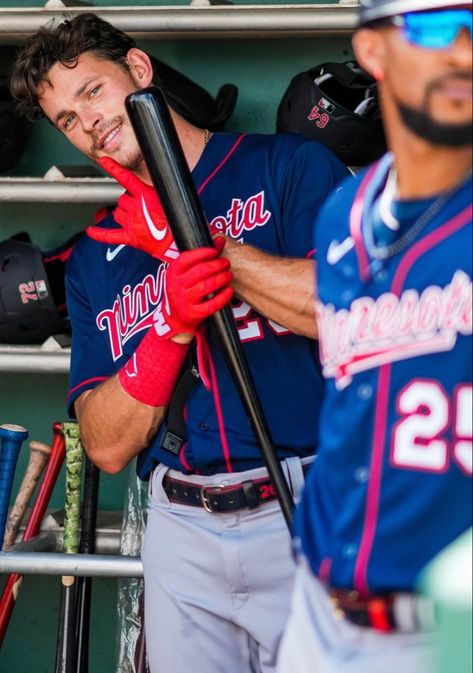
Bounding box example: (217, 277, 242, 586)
(223, 238, 318, 339)
(75, 376, 166, 474)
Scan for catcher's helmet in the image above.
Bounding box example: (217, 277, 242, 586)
(0, 76, 31, 174)
(359, 0, 472, 25)
(0, 234, 81, 344)
(276, 62, 386, 166)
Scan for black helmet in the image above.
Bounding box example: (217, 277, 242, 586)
(0, 234, 82, 344)
(0, 76, 31, 174)
(359, 0, 472, 26)
(276, 61, 387, 167)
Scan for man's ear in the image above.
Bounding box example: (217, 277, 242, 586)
(352, 28, 387, 81)
(126, 48, 154, 89)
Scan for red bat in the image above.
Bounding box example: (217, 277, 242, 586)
(0, 423, 66, 647)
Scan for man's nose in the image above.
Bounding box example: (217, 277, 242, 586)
(447, 27, 473, 70)
(81, 107, 103, 132)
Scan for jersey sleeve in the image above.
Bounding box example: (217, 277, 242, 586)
(65, 248, 116, 417)
(277, 137, 350, 258)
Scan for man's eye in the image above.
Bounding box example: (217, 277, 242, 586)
(90, 86, 101, 98)
(64, 114, 76, 130)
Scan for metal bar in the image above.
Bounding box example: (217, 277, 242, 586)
(0, 551, 143, 577)
(0, 348, 70, 374)
(0, 5, 358, 43)
(0, 179, 122, 204)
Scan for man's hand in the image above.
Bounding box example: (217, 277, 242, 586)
(86, 157, 179, 262)
(155, 243, 233, 342)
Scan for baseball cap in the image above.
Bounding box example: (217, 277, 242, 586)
(359, 0, 472, 25)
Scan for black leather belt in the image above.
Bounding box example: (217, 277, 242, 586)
(329, 588, 432, 633)
(163, 463, 311, 513)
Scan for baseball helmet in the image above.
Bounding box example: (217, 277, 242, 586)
(0, 76, 31, 174)
(0, 233, 82, 344)
(276, 61, 386, 166)
(359, 0, 472, 25)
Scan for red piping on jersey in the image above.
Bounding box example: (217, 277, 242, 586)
(392, 204, 472, 295)
(43, 248, 75, 263)
(67, 376, 109, 399)
(353, 204, 472, 595)
(350, 163, 379, 283)
(179, 443, 193, 472)
(318, 557, 332, 583)
(207, 347, 233, 473)
(197, 134, 248, 195)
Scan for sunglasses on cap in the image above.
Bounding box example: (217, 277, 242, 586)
(389, 9, 473, 49)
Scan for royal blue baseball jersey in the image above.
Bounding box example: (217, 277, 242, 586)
(296, 153, 472, 594)
(66, 132, 349, 478)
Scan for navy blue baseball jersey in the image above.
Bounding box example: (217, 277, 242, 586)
(296, 153, 472, 594)
(66, 132, 349, 478)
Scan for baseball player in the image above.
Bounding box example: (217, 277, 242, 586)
(277, 2, 472, 672)
(10, 13, 349, 673)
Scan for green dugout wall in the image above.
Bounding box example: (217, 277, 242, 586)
(0, 2, 353, 670)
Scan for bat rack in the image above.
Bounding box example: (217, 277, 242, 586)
(0, 509, 143, 578)
(0, 3, 358, 44)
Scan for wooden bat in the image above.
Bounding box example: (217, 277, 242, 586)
(0, 422, 66, 647)
(2, 440, 51, 550)
(0, 424, 29, 547)
(125, 86, 294, 529)
(54, 421, 83, 673)
(74, 456, 100, 673)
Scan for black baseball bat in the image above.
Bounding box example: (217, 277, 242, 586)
(125, 86, 294, 529)
(75, 456, 100, 673)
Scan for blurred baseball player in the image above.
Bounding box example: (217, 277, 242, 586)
(10, 13, 349, 673)
(277, 2, 472, 672)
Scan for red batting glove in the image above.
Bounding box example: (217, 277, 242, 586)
(154, 245, 234, 340)
(86, 157, 179, 262)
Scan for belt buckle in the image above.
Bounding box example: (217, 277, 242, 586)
(200, 484, 226, 512)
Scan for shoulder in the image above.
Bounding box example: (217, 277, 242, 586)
(319, 164, 371, 217)
(241, 131, 340, 161)
(66, 212, 116, 275)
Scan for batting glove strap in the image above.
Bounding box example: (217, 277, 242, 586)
(118, 328, 189, 407)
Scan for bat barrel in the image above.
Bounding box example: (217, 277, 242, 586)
(0, 424, 29, 547)
(0, 423, 65, 648)
(126, 87, 214, 251)
(126, 87, 294, 529)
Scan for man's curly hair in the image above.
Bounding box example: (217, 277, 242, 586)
(10, 13, 137, 121)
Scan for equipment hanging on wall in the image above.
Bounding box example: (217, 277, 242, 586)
(0, 76, 32, 174)
(276, 61, 387, 167)
(150, 56, 238, 131)
(0, 233, 82, 344)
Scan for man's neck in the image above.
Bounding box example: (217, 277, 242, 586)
(136, 111, 206, 184)
(388, 126, 471, 200)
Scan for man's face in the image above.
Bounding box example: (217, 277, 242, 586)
(38, 52, 147, 169)
(362, 17, 472, 146)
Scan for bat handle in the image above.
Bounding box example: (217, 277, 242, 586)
(0, 425, 29, 547)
